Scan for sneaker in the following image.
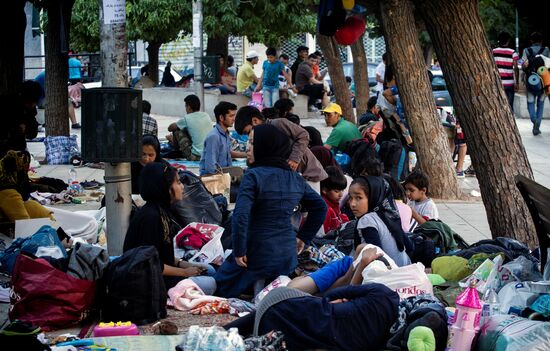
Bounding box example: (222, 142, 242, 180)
(308, 105, 319, 112)
(456, 170, 465, 178)
(464, 165, 476, 177)
(72, 123, 81, 129)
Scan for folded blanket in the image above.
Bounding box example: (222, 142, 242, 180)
(167, 279, 225, 312)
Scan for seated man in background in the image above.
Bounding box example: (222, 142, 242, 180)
(200, 101, 245, 175)
(322, 103, 362, 153)
(167, 95, 212, 161)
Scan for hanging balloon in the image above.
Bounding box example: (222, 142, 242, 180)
(334, 16, 366, 46)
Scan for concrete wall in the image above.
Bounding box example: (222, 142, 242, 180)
(514, 93, 550, 119)
(142, 87, 308, 119)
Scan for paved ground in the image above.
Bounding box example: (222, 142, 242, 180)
(27, 107, 550, 245)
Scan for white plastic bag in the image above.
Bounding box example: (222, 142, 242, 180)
(361, 262, 433, 299)
(498, 281, 537, 314)
(189, 232, 225, 265)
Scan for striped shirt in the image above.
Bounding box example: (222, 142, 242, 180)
(493, 47, 518, 87)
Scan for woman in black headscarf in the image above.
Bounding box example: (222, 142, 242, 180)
(348, 175, 411, 266)
(214, 124, 327, 298)
(123, 163, 216, 292)
(130, 134, 167, 194)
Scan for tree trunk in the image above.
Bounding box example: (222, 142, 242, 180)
(317, 34, 354, 122)
(44, 1, 73, 137)
(416, 0, 537, 246)
(0, 0, 26, 95)
(379, 0, 460, 199)
(350, 33, 370, 116)
(206, 35, 228, 58)
(146, 41, 161, 85)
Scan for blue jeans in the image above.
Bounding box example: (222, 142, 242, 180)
(242, 83, 257, 98)
(262, 86, 279, 107)
(504, 85, 515, 112)
(527, 91, 546, 129)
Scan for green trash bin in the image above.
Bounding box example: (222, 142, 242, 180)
(81, 88, 142, 162)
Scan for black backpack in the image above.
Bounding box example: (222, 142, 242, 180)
(379, 139, 408, 181)
(101, 246, 167, 325)
(523, 47, 546, 74)
(172, 170, 222, 226)
(407, 232, 437, 267)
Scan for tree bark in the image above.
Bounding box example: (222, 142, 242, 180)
(416, 0, 537, 246)
(350, 33, 370, 115)
(379, 0, 460, 199)
(206, 35, 228, 58)
(44, 1, 74, 137)
(146, 41, 161, 85)
(0, 0, 26, 95)
(317, 34, 354, 123)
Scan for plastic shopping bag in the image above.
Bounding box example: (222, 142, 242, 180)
(361, 262, 433, 299)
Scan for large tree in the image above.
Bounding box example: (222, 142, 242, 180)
(415, 0, 537, 246)
(35, 0, 75, 137)
(317, 34, 355, 122)
(70, 0, 190, 84)
(350, 33, 370, 116)
(378, 0, 460, 199)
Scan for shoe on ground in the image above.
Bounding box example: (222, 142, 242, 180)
(456, 170, 465, 178)
(72, 123, 81, 129)
(308, 105, 319, 112)
(464, 166, 475, 177)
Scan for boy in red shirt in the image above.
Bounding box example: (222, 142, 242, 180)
(321, 166, 349, 233)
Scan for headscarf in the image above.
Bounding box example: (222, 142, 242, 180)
(139, 162, 179, 242)
(0, 150, 31, 198)
(250, 124, 292, 169)
(361, 175, 405, 251)
(310, 146, 338, 168)
(142, 134, 163, 163)
(139, 162, 176, 208)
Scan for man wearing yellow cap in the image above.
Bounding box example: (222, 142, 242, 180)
(322, 103, 362, 152)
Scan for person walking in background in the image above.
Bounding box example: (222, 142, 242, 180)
(493, 32, 519, 112)
(161, 61, 176, 87)
(68, 54, 82, 85)
(375, 53, 387, 97)
(522, 32, 549, 135)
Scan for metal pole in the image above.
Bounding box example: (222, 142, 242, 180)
(192, 0, 204, 111)
(99, 0, 131, 255)
(515, 8, 519, 54)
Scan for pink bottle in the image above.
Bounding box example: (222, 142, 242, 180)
(93, 321, 139, 337)
(449, 281, 482, 351)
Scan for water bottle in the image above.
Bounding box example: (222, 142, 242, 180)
(68, 168, 77, 185)
(481, 287, 500, 326)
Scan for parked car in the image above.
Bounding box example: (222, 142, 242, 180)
(324, 62, 378, 94)
(430, 70, 453, 114)
(84, 65, 182, 89)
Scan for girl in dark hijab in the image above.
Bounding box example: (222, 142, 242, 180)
(123, 163, 216, 292)
(348, 175, 411, 266)
(214, 124, 327, 297)
(131, 134, 166, 194)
